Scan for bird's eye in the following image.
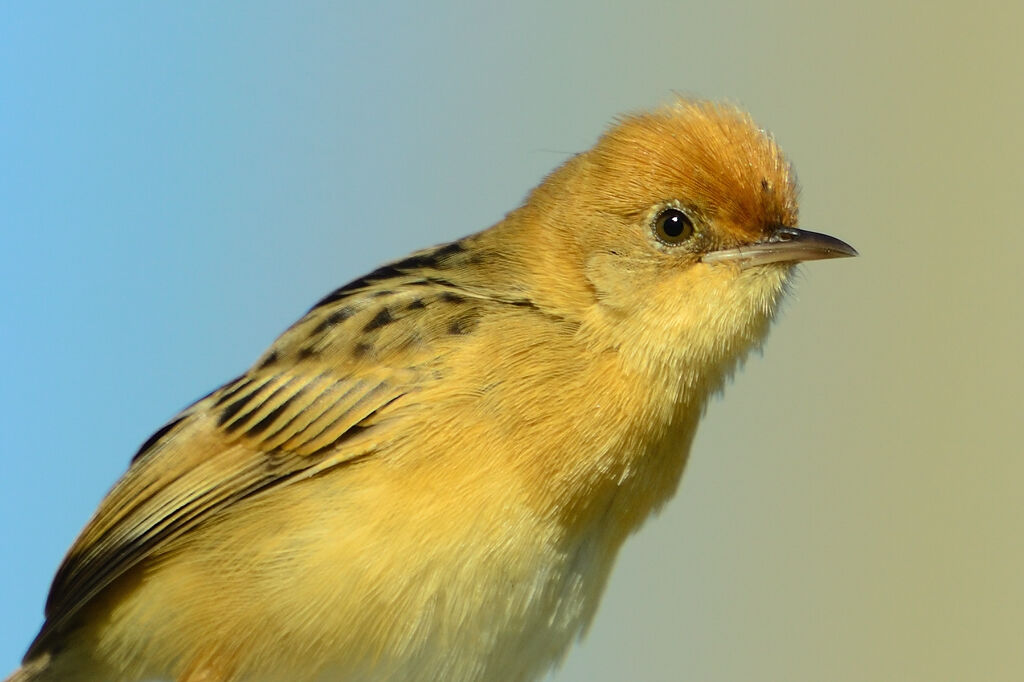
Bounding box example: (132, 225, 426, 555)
(653, 208, 695, 245)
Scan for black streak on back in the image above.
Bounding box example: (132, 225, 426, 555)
(310, 241, 466, 311)
(363, 308, 394, 332)
(313, 307, 356, 335)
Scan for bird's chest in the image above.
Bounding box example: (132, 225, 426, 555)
(307, 514, 621, 682)
(309, 353, 700, 681)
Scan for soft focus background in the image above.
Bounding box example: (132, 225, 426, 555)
(2, 3, 1022, 680)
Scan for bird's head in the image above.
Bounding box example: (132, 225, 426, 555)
(502, 98, 856, 388)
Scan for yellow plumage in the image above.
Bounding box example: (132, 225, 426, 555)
(7, 100, 854, 682)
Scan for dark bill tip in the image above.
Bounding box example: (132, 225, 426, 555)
(701, 227, 858, 269)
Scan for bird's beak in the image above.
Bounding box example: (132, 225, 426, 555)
(701, 227, 858, 269)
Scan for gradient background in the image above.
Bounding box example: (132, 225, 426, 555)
(3, 3, 1023, 680)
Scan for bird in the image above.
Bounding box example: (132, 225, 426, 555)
(7, 99, 856, 682)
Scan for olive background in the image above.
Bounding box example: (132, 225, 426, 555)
(3, 3, 1023, 680)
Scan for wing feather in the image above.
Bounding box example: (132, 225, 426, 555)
(28, 236, 540, 657)
(35, 366, 410, 650)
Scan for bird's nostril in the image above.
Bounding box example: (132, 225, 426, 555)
(773, 227, 798, 242)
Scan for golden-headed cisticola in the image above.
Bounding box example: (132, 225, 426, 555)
(8, 99, 856, 682)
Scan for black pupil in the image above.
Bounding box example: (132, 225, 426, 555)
(662, 211, 687, 237)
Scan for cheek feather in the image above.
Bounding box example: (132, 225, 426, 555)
(582, 261, 793, 401)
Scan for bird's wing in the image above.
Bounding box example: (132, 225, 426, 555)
(41, 365, 411, 629)
(31, 238, 507, 655)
